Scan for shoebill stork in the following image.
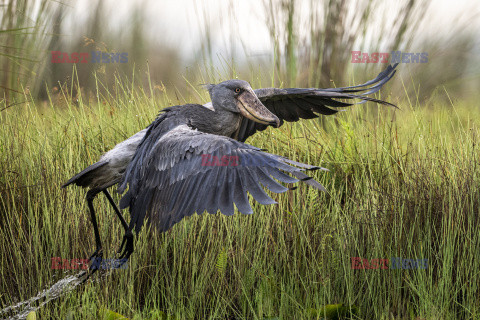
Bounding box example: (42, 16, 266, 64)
(62, 64, 398, 270)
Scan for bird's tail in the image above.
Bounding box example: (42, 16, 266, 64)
(61, 160, 109, 188)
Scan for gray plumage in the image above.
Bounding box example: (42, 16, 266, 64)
(117, 65, 397, 233)
(62, 129, 147, 190)
(234, 63, 398, 141)
(63, 64, 397, 191)
(62, 65, 398, 264)
(117, 124, 328, 233)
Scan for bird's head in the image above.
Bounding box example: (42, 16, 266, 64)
(205, 80, 280, 127)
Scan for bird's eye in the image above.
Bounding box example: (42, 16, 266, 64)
(235, 88, 241, 93)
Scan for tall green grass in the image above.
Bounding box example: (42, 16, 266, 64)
(3, 0, 479, 105)
(0, 0, 64, 102)
(1, 76, 479, 319)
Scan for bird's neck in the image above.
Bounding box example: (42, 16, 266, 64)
(190, 106, 242, 137)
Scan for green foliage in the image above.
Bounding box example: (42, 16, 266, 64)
(1, 1, 479, 319)
(1, 76, 479, 318)
(0, 0, 63, 101)
(26, 311, 37, 320)
(2, 0, 479, 106)
(102, 308, 129, 320)
(215, 247, 228, 275)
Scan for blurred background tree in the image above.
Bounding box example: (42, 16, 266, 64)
(1, 0, 479, 108)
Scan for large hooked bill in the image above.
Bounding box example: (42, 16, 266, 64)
(236, 89, 280, 127)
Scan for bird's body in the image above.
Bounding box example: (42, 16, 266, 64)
(64, 102, 246, 193)
(62, 66, 398, 270)
(62, 129, 148, 191)
(116, 105, 324, 233)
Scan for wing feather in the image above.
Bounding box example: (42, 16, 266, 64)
(232, 64, 398, 141)
(119, 125, 326, 233)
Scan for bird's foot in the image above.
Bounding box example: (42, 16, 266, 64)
(89, 247, 103, 263)
(78, 247, 103, 284)
(89, 251, 104, 271)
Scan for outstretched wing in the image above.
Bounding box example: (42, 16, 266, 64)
(233, 64, 398, 142)
(118, 124, 326, 233)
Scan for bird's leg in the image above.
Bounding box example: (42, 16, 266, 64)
(112, 231, 133, 270)
(86, 189, 103, 272)
(117, 229, 134, 261)
(101, 190, 134, 267)
(116, 222, 134, 265)
(116, 212, 134, 264)
(102, 190, 128, 231)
